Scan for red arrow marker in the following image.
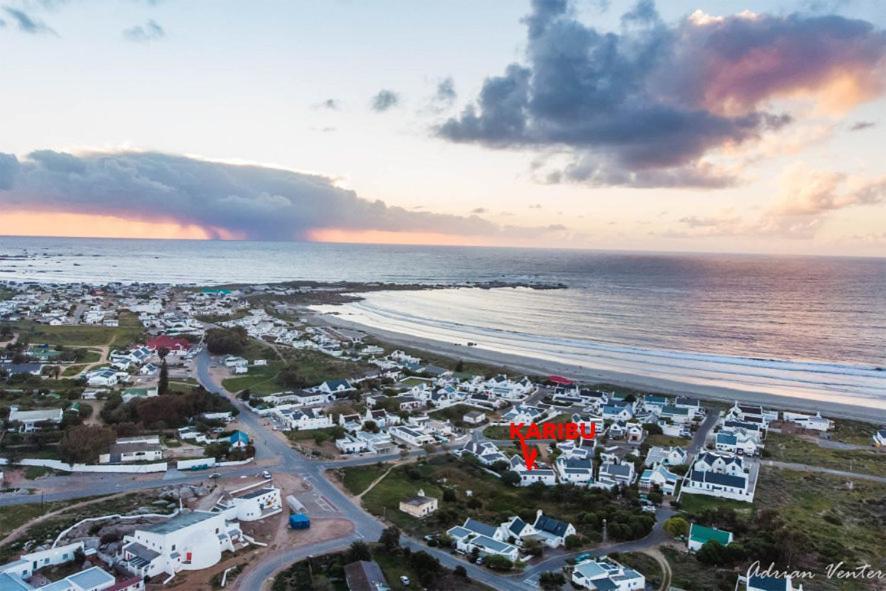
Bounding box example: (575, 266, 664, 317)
(520, 439, 538, 471)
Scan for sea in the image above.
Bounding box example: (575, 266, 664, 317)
(1, 236, 884, 411)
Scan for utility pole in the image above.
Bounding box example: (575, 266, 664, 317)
(602, 518, 607, 544)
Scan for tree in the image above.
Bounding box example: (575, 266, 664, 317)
(501, 470, 521, 487)
(346, 541, 371, 562)
(453, 565, 468, 579)
(454, 360, 464, 372)
(564, 534, 584, 550)
(363, 420, 379, 433)
(379, 526, 401, 551)
(523, 539, 544, 557)
(539, 571, 566, 590)
(442, 488, 456, 502)
(58, 425, 116, 464)
(278, 366, 308, 389)
(664, 516, 690, 538)
(408, 551, 441, 586)
(696, 540, 728, 565)
(204, 327, 248, 355)
(157, 346, 170, 360)
(484, 555, 513, 571)
(158, 360, 169, 395)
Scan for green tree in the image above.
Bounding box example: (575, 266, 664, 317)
(484, 555, 513, 571)
(346, 541, 371, 562)
(539, 571, 566, 590)
(502, 470, 521, 487)
(664, 516, 690, 538)
(408, 551, 441, 586)
(564, 534, 584, 550)
(58, 424, 116, 464)
(158, 360, 169, 395)
(379, 526, 401, 551)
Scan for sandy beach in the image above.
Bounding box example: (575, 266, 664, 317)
(316, 312, 886, 424)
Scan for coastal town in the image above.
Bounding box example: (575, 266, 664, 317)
(0, 280, 884, 591)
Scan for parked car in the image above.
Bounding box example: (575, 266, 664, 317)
(208, 473, 221, 479)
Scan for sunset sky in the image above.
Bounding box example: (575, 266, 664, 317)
(0, 0, 884, 255)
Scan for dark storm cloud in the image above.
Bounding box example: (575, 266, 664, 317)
(439, 0, 886, 188)
(371, 90, 399, 112)
(123, 19, 165, 43)
(0, 151, 565, 241)
(3, 6, 57, 35)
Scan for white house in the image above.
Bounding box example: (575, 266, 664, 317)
(86, 368, 118, 387)
(462, 410, 487, 425)
(118, 510, 242, 579)
(874, 428, 886, 448)
(99, 442, 164, 464)
(572, 557, 645, 590)
(555, 456, 595, 486)
(681, 452, 755, 502)
(687, 523, 733, 552)
(530, 510, 576, 548)
(644, 446, 687, 467)
(715, 431, 759, 456)
(389, 425, 434, 447)
(639, 464, 680, 495)
(6, 406, 64, 432)
(781, 411, 833, 432)
(738, 575, 804, 591)
(335, 434, 369, 454)
(215, 483, 283, 522)
(274, 408, 333, 431)
(597, 461, 636, 489)
(446, 518, 519, 562)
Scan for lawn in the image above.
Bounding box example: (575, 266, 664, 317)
(482, 424, 512, 440)
(278, 348, 373, 386)
(765, 432, 885, 477)
(428, 404, 486, 428)
(341, 463, 389, 496)
(339, 455, 654, 547)
(6, 311, 145, 348)
(677, 493, 754, 519)
(222, 362, 285, 395)
(62, 364, 86, 377)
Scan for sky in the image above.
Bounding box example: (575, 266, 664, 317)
(0, 0, 884, 256)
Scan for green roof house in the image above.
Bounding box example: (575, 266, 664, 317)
(688, 523, 733, 552)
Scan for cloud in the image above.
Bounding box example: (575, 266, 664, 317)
(0, 150, 567, 242)
(370, 89, 399, 112)
(438, 0, 886, 188)
(435, 78, 457, 105)
(772, 165, 886, 216)
(849, 120, 876, 131)
(3, 7, 57, 35)
(123, 19, 165, 43)
(470, 207, 487, 214)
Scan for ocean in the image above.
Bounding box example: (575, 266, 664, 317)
(2, 236, 884, 410)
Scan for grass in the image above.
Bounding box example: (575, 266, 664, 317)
(661, 546, 735, 591)
(829, 419, 880, 446)
(482, 424, 512, 440)
(645, 434, 690, 447)
(223, 348, 372, 395)
(428, 404, 485, 428)
(340, 455, 652, 545)
(23, 466, 60, 480)
(677, 493, 754, 519)
(4, 311, 145, 348)
(0, 491, 164, 562)
(608, 552, 661, 587)
(341, 463, 391, 496)
(222, 362, 284, 395)
(766, 432, 886, 477)
(753, 468, 886, 586)
(62, 364, 86, 377)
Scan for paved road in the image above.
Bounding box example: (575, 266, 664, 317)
(761, 460, 886, 483)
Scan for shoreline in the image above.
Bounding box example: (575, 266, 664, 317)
(315, 312, 886, 424)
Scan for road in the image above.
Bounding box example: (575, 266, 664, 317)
(761, 460, 886, 483)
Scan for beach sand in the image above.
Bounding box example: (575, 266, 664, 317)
(316, 312, 886, 424)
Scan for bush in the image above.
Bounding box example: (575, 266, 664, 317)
(664, 516, 690, 538)
(205, 327, 248, 355)
(564, 534, 584, 550)
(539, 571, 566, 590)
(484, 555, 514, 571)
(58, 424, 116, 464)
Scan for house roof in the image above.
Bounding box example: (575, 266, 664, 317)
(689, 523, 733, 546)
(343, 561, 389, 591)
(143, 510, 217, 535)
(690, 470, 747, 489)
(748, 575, 789, 591)
(534, 514, 570, 537)
(463, 518, 498, 538)
(67, 566, 116, 590)
(508, 517, 527, 535)
(229, 431, 249, 444)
